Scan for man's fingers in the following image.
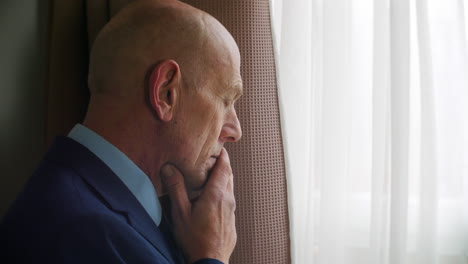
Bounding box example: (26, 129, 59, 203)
(227, 173, 234, 194)
(160, 164, 190, 217)
(206, 148, 232, 191)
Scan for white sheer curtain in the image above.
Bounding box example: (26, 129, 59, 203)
(271, 0, 468, 263)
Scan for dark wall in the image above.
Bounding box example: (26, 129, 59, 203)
(0, 0, 49, 217)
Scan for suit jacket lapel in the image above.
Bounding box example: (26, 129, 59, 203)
(47, 137, 175, 263)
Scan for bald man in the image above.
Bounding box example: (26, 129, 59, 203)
(0, 1, 242, 263)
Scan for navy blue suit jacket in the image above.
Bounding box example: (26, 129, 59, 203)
(0, 137, 222, 264)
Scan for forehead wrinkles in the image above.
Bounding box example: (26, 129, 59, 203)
(202, 40, 241, 98)
(208, 75, 243, 100)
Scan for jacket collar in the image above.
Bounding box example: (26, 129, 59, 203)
(46, 137, 175, 263)
(68, 124, 162, 226)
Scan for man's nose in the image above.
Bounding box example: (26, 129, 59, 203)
(221, 110, 242, 143)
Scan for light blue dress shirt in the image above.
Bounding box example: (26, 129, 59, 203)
(68, 124, 162, 226)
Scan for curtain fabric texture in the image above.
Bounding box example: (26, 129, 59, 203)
(272, 0, 468, 263)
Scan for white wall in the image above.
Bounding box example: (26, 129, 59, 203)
(0, 0, 49, 217)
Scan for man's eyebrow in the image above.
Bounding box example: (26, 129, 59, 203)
(232, 83, 243, 100)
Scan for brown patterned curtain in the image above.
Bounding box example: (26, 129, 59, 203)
(47, 1, 290, 263)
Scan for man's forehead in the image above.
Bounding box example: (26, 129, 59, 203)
(209, 77, 243, 98)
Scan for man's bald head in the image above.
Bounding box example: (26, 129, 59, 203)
(88, 0, 239, 98)
(84, 0, 243, 196)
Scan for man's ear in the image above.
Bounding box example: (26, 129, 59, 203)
(149, 60, 181, 122)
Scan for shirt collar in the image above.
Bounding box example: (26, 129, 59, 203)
(68, 124, 162, 226)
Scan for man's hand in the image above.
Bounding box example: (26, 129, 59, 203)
(160, 148, 237, 264)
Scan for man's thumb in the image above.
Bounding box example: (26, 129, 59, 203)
(160, 164, 190, 213)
